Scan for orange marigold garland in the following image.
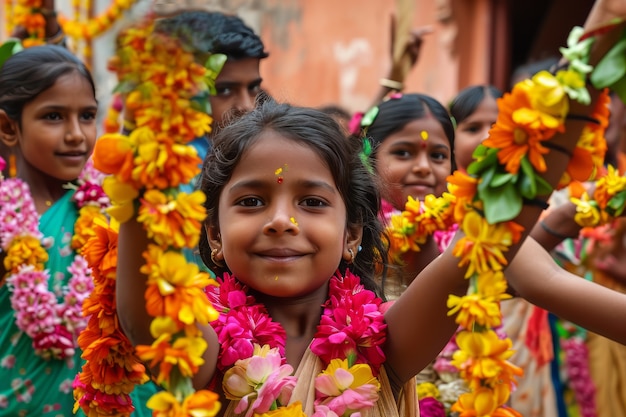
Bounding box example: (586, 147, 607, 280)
(446, 24, 617, 416)
(73, 17, 223, 416)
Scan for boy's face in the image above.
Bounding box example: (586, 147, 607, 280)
(209, 58, 263, 131)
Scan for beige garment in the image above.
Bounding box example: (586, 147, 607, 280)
(222, 347, 420, 417)
(587, 332, 626, 416)
(501, 298, 558, 417)
(586, 267, 626, 417)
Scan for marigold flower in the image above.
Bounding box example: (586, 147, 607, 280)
(255, 402, 306, 417)
(452, 330, 523, 387)
(142, 248, 218, 325)
(452, 385, 522, 417)
(483, 85, 560, 174)
(138, 189, 206, 249)
(92, 133, 135, 180)
(447, 294, 503, 329)
(3, 235, 48, 274)
(452, 212, 520, 278)
(72, 205, 107, 249)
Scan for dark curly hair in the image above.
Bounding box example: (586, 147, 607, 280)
(154, 11, 268, 60)
(198, 99, 388, 295)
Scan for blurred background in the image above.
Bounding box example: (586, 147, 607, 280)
(1, 0, 596, 119)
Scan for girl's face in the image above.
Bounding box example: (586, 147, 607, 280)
(375, 117, 452, 210)
(10, 71, 98, 182)
(454, 95, 498, 171)
(213, 132, 359, 298)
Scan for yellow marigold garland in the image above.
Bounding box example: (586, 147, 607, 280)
(446, 25, 615, 416)
(74, 18, 222, 416)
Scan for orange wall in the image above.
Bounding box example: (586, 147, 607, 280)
(256, 0, 468, 114)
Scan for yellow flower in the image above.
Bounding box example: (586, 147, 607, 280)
(447, 294, 503, 329)
(452, 384, 521, 417)
(316, 358, 381, 395)
(253, 402, 306, 417)
(417, 382, 440, 400)
(452, 212, 519, 278)
(103, 176, 140, 223)
(571, 192, 602, 227)
(4, 236, 48, 274)
(522, 71, 569, 123)
(475, 270, 511, 299)
(138, 189, 206, 249)
(452, 331, 523, 386)
(141, 246, 219, 325)
(136, 330, 208, 385)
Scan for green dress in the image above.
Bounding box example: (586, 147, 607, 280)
(0, 190, 158, 416)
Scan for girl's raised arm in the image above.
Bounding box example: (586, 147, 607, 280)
(116, 214, 220, 389)
(383, 0, 626, 384)
(508, 237, 626, 345)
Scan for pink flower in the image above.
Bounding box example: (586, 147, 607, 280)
(418, 397, 446, 417)
(311, 271, 386, 373)
(223, 345, 296, 417)
(348, 112, 364, 136)
(209, 276, 286, 370)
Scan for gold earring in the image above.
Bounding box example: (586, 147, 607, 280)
(211, 248, 225, 267)
(348, 248, 355, 264)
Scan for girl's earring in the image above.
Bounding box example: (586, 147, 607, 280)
(9, 151, 16, 178)
(348, 248, 355, 264)
(211, 248, 225, 267)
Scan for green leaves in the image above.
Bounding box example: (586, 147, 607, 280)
(471, 150, 552, 224)
(591, 27, 626, 103)
(0, 39, 23, 70)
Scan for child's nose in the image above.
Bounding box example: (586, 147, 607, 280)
(411, 153, 432, 175)
(65, 118, 86, 143)
(263, 204, 300, 235)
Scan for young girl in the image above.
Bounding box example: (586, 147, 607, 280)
(0, 45, 155, 416)
(448, 85, 502, 171)
(356, 93, 456, 298)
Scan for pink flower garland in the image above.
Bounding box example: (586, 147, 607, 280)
(205, 270, 387, 416)
(0, 161, 103, 361)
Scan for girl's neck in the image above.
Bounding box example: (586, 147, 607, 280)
(17, 159, 70, 214)
(253, 281, 329, 340)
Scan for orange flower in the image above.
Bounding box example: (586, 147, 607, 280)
(446, 171, 478, 222)
(141, 246, 219, 325)
(93, 133, 136, 181)
(452, 385, 522, 417)
(483, 87, 560, 174)
(447, 293, 503, 329)
(72, 205, 107, 249)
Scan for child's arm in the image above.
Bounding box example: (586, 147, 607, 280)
(116, 218, 220, 389)
(508, 237, 626, 345)
(383, 0, 626, 384)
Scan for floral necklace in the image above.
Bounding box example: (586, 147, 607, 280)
(0, 160, 108, 360)
(205, 270, 387, 417)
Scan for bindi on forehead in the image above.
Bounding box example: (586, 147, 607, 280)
(275, 164, 288, 183)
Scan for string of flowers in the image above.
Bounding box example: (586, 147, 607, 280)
(5, 0, 46, 47)
(206, 270, 386, 417)
(384, 193, 456, 262)
(58, 0, 138, 45)
(74, 17, 224, 416)
(443, 23, 621, 416)
(0, 159, 106, 361)
(571, 164, 626, 227)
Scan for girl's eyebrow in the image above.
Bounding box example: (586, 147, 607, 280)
(228, 178, 337, 193)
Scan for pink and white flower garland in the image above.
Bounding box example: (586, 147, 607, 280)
(206, 270, 387, 416)
(0, 160, 105, 361)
